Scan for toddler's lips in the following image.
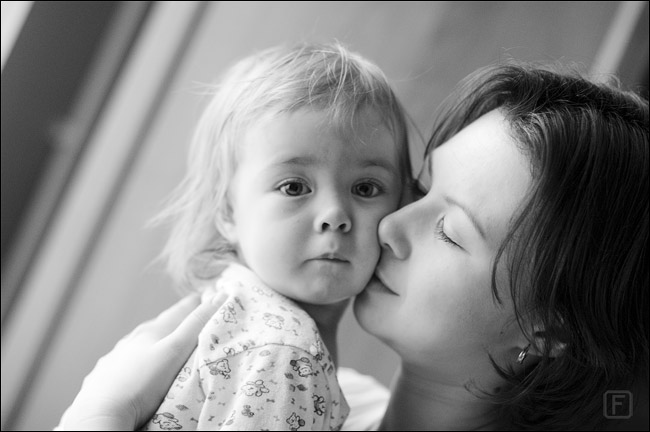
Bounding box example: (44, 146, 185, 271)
(312, 252, 349, 262)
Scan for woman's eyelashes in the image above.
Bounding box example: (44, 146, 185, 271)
(435, 217, 462, 249)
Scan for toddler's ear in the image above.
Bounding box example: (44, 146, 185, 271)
(215, 211, 237, 244)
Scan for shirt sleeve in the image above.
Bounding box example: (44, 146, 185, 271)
(196, 345, 345, 431)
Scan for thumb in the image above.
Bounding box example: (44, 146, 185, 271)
(159, 292, 228, 358)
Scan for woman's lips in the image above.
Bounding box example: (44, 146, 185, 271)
(372, 270, 399, 295)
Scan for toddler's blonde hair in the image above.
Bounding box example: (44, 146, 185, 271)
(155, 42, 412, 289)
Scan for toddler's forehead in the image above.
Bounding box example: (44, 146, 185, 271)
(237, 108, 401, 170)
(285, 106, 398, 143)
(239, 106, 404, 172)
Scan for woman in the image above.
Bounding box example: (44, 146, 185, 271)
(59, 62, 648, 430)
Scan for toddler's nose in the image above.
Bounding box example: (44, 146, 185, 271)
(315, 205, 351, 233)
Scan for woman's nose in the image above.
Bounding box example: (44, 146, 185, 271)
(314, 198, 352, 233)
(377, 204, 412, 260)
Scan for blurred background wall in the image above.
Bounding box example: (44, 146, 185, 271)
(1, 1, 648, 430)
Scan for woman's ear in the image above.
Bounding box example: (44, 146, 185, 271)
(527, 324, 568, 358)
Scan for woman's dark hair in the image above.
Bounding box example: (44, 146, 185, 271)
(425, 63, 648, 430)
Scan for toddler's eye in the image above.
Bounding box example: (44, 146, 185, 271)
(353, 182, 382, 198)
(279, 181, 311, 196)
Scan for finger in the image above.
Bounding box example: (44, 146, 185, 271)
(209, 291, 229, 307)
(131, 294, 202, 340)
(159, 293, 226, 358)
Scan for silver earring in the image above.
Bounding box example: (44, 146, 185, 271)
(517, 344, 531, 364)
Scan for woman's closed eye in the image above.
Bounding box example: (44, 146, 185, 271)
(435, 217, 462, 249)
(277, 179, 311, 196)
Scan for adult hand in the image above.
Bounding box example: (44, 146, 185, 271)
(58, 293, 225, 430)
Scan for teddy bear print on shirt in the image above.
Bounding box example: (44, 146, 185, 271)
(263, 313, 284, 329)
(205, 358, 231, 378)
(286, 412, 305, 431)
(241, 379, 270, 397)
(220, 302, 238, 324)
(151, 412, 182, 430)
(312, 394, 326, 416)
(290, 357, 316, 377)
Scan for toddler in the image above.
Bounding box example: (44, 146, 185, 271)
(143, 42, 412, 431)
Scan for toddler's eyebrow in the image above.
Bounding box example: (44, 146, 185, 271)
(277, 156, 398, 175)
(358, 158, 399, 175)
(277, 156, 318, 167)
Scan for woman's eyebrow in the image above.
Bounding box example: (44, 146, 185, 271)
(444, 195, 487, 240)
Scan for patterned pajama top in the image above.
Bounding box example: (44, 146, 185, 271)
(142, 263, 349, 431)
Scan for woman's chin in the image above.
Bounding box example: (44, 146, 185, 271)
(352, 285, 386, 333)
